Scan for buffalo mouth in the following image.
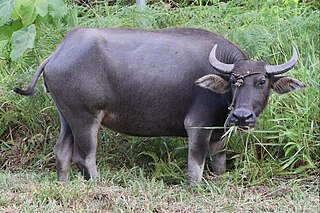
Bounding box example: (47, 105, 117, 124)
(226, 108, 257, 130)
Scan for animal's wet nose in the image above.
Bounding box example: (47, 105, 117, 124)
(232, 108, 253, 121)
(230, 108, 256, 128)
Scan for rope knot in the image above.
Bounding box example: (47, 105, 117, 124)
(231, 73, 244, 87)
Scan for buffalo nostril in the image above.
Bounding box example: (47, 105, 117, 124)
(232, 112, 238, 119)
(246, 112, 253, 119)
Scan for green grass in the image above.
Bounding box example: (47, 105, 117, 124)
(0, 169, 319, 212)
(0, 1, 319, 209)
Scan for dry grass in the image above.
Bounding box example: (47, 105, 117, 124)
(0, 170, 319, 212)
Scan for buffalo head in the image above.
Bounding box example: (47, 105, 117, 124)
(196, 44, 306, 129)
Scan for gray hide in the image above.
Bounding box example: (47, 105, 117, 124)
(14, 28, 305, 183)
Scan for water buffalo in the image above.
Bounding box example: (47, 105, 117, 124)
(15, 28, 305, 183)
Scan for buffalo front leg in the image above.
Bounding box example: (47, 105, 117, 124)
(209, 140, 226, 174)
(54, 110, 74, 182)
(186, 128, 212, 184)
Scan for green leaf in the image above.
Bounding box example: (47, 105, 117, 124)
(10, 24, 36, 61)
(0, 20, 23, 38)
(294, 164, 316, 174)
(35, 0, 48, 17)
(0, 0, 15, 26)
(16, 0, 48, 26)
(11, 0, 24, 20)
(20, 0, 38, 26)
(279, 157, 296, 171)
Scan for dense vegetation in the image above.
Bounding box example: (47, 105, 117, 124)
(0, 0, 319, 210)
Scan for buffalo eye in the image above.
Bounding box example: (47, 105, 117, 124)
(259, 79, 266, 86)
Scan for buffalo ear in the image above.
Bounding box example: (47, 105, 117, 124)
(195, 74, 229, 94)
(271, 76, 306, 94)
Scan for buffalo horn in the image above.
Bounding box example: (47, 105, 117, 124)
(265, 46, 298, 75)
(209, 44, 234, 74)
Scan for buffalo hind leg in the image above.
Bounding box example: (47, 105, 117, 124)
(54, 110, 74, 182)
(70, 114, 101, 180)
(209, 140, 226, 174)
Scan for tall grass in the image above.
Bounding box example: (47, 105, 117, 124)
(0, 1, 319, 184)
